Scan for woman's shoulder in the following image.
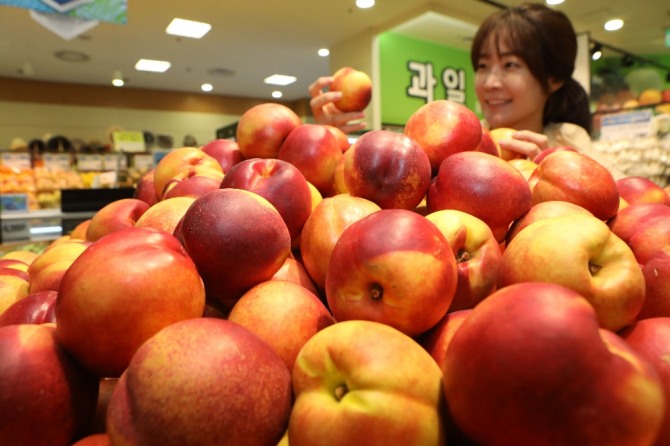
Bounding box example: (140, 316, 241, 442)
(543, 122, 592, 151)
(544, 122, 626, 180)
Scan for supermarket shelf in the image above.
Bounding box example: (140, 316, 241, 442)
(1, 187, 135, 244)
(0, 209, 96, 221)
(0, 208, 96, 244)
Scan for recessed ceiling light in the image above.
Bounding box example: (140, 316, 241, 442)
(545, 0, 564, 5)
(112, 70, 124, 87)
(318, 48, 330, 57)
(135, 59, 171, 73)
(356, 0, 375, 8)
(272, 91, 283, 98)
(166, 18, 211, 39)
(264, 74, 297, 86)
(604, 19, 624, 31)
(201, 83, 213, 92)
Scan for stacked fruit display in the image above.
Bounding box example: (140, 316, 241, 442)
(2, 68, 670, 446)
(0, 165, 38, 210)
(33, 166, 85, 208)
(0, 165, 86, 210)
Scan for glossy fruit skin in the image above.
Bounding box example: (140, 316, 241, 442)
(427, 151, 532, 243)
(444, 282, 664, 446)
(106, 318, 292, 446)
(0, 324, 100, 446)
(343, 130, 431, 210)
(330, 67, 372, 113)
(55, 226, 206, 378)
(175, 188, 291, 310)
(326, 209, 458, 337)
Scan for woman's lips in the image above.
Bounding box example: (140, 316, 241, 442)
(485, 98, 511, 106)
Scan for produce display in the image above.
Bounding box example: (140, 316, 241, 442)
(1, 166, 37, 210)
(0, 166, 36, 196)
(0, 164, 91, 210)
(0, 152, 151, 212)
(592, 87, 670, 117)
(3, 83, 670, 446)
(592, 135, 670, 187)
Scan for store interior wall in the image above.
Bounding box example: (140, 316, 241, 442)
(0, 24, 373, 149)
(1, 100, 242, 149)
(0, 77, 312, 150)
(2, 19, 668, 150)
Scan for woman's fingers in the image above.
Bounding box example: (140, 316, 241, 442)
(308, 76, 334, 98)
(309, 87, 366, 132)
(511, 130, 550, 151)
(310, 91, 342, 112)
(494, 130, 550, 159)
(498, 139, 542, 160)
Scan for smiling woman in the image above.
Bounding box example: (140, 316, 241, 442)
(308, 3, 621, 175)
(468, 3, 628, 179)
(470, 3, 593, 157)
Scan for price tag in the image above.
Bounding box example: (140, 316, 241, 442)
(600, 110, 655, 141)
(93, 171, 118, 188)
(133, 153, 154, 171)
(102, 154, 127, 171)
(43, 153, 72, 170)
(76, 154, 103, 171)
(0, 194, 29, 212)
(112, 131, 146, 153)
(1, 220, 30, 242)
(1, 152, 32, 170)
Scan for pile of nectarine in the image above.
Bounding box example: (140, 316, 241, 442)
(2, 92, 670, 446)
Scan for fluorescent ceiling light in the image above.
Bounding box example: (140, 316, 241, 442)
(604, 19, 624, 31)
(166, 18, 211, 39)
(135, 59, 171, 73)
(356, 0, 375, 8)
(264, 74, 297, 86)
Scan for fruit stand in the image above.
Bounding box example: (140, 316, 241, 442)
(0, 145, 155, 243)
(591, 101, 670, 187)
(2, 90, 670, 445)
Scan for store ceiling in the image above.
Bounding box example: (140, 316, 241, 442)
(0, 0, 668, 102)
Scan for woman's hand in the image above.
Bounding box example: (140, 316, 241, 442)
(496, 130, 550, 160)
(309, 76, 366, 134)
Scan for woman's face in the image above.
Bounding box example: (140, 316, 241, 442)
(474, 35, 549, 133)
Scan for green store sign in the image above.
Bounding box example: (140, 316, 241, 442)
(378, 32, 479, 128)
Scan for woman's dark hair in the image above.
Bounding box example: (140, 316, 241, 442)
(470, 3, 592, 133)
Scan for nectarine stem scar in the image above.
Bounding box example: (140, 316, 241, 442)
(334, 384, 348, 401)
(588, 263, 602, 276)
(369, 283, 383, 300)
(457, 250, 470, 263)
